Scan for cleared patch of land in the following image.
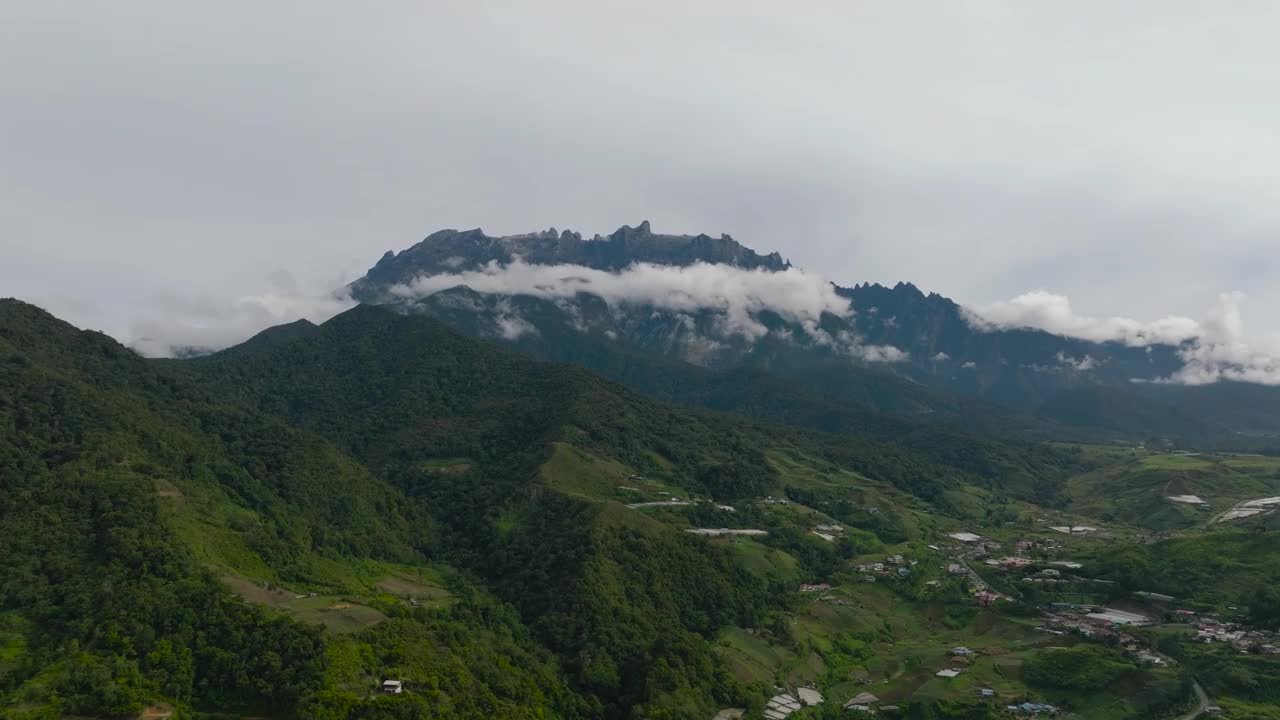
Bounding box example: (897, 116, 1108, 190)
(221, 575, 387, 634)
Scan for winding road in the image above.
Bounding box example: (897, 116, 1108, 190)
(1165, 681, 1209, 720)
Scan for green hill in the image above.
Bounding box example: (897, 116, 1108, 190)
(0, 300, 572, 719)
(1065, 451, 1280, 530)
(3, 300, 1012, 719)
(7, 298, 1243, 720)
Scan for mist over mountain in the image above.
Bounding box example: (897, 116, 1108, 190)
(345, 222, 1280, 442)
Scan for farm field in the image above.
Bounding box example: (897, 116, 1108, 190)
(1064, 450, 1280, 530)
(221, 563, 456, 635)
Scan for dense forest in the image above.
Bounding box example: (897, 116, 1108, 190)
(6, 298, 1277, 720)
(0, 301, 917, 718)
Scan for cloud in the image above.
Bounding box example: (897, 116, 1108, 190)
(492, 298, 538, 340)
(1055, 352, 1099, 372)
(387, 259, 905, 361)
(1161, 293, 1280, 385)
(127, 288, 355, 357)
(6, 2, 1280, 355)
(856, 343, 910, 363)
(969, 291, 1201, 346)
(971, 289, 1280, 385)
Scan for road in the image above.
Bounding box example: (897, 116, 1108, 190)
(1170, 681, 1209, 720)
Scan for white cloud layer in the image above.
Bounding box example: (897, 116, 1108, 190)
(5, 3, 1280, 358)
(127, 290, 355, 357)
(971, 291, 1201, 346)
(1164, 293, 1280, 386)
(387, 259, 905, 361)
(970, 290, 1280, 385)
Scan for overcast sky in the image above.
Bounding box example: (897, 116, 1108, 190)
(3, 1, 1280, 355)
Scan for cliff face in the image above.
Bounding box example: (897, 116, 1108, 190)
(350, 221, 788, 302)
(341, 223, 1280, 441)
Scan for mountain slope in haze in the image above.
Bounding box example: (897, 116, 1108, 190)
(193, 304, 1083, 509)
(345, 222, 1280, 444)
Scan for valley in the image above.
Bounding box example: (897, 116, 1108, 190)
(3, 289, 1279, 720)
(8, 5, 1280, 719)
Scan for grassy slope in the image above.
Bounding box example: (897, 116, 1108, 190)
(1065, 451, 1280, 530)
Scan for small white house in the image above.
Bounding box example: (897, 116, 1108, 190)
(382, 679, 404, 695)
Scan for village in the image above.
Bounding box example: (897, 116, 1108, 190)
(747, 520, 1280, 719)
(615, 472, 1279, 720)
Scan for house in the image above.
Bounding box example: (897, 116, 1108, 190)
(887, 554, 905, 565)
(382, 680, 404, 695)
(799, 583, 832, 593)
(796, 687, 823, 706)
(951, 646, 974, 656)
(936, 668, 963, 678)
(978, 689, 995, 698)
(1205, 707, 1222, 716)
(1007, 702, 1057, 715)
(765, 693, 802, 720)
(844, 692, 880, 709)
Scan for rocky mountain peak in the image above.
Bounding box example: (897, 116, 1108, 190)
(350, 222, 791, 301)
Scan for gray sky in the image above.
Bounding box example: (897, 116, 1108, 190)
(4, 1, 1280, 356)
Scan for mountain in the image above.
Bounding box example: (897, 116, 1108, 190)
(1, 298, 1076, 719)
(346, 223, 1280, 445)
(348, 221, 788, 302)
(10, 298, 1280, 720)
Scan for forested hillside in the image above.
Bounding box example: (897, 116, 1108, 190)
(12, 297, 1270, 720)
(0, 300, 574, 719)
(2, 300, 1050, 719)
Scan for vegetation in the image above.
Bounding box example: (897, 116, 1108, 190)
(4, 298, 1277, 720)
(1023, 645, 1137, 691)
(1091, 530, 1280, 618)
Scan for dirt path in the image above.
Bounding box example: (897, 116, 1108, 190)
(1169, 681, 1208, 720)
(139, 703, 174, 720)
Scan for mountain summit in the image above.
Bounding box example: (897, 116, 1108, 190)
(349, 221, 789, 302)
(344, 225, 1280, 444)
